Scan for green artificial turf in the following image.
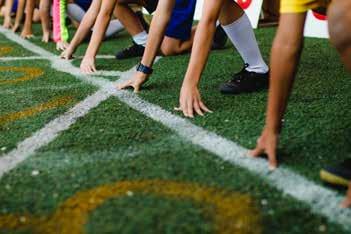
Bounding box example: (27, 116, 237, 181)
(0, 21, 350, 234)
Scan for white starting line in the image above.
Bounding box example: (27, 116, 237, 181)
(0, 27, 350, 231)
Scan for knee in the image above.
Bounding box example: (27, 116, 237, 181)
(328, 0, 351, 52)
(161, 43, 177, 56)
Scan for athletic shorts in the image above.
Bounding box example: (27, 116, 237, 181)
(75, 0, 92, 11)
(280, 0, 330, 13)
(165, 0, 197, 41)
(11, 0, 18, 13)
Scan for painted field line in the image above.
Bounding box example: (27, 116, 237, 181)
(1, 27, 351, 230)
(0, 55, 115, 62)
(0, 84, 88, 95)
(0, 89, 112, 178)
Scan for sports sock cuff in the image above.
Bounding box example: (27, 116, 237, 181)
(132, 31, 148, 46)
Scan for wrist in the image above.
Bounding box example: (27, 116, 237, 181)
(136, 63, 153, 75)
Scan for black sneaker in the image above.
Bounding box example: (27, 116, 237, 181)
(135, 11, 150, 32)
(115, 41, 145, 60)
(219, 64, 269, 95)
(212, 25, 228, 50)
(320, 159, 351, 187)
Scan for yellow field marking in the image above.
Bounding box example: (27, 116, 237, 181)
(0, 67, 44, 85)
(0, 47, 13, 57)
(0, 96, 74, 126)
(0, 180, 262, 234)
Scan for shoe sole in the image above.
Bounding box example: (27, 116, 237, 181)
(320, 169, 350, 187)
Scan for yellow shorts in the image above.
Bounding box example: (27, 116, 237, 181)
(280, 0, 330, 13)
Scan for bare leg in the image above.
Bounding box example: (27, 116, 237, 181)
(160, 27, 196, 56)
(115, 0, 143, 36)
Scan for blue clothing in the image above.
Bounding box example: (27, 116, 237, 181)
(11, 0, 18, 13)
(75, 0, 92, 11)
(165, 0, 197, 41)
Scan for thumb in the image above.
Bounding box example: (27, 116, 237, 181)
(266, 146, 278, 170)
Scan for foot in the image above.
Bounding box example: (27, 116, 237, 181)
(219, 64, 269, 95)
(320, 159, 351, 187)
(212, 25, 228, 50)
(115, 41, 145, 60)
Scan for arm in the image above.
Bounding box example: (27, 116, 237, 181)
(341, 182, 351, 208)
(20, 0, 35, 38)
(3, 0, 14, 28)
(117, 0, 176, 91)
(80, 0, 118, 73)
(39, 0, 51, 42)
(12, 0, 25, 32)
(177, 0, 225, 117)
(250, 13, 306, 169)
(61, 0, 101, 59)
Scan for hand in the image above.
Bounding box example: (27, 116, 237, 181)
(60, 47, 74, 60)
(12, 23, 20, 33)
(20, 28, 34, 39)
(250, 128, 279, 170)
(176, 82, 212, 118)
(3, 16, 12, 29)
(341, 182, 351, 208)
(117, 71, 149, 93)
(80, 56, 96, 74)
(56, 41, 69, 51)
(42, 31, 50, 43)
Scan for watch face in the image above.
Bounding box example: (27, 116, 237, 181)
(237, 0, 252, 9)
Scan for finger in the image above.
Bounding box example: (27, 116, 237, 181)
(341, 197, 351, 208)
(193, 101, 204, 116)
(182, 102, 189, 117)
(92, 66, 97, 73)
(266, 147, 278, 171)
(187, 101, 194, 118)
(174, 107, 182, 111)
(117, 80, 132, 90)
(133, 83, 141, 93)
(249, 146, 264, 158)
(199, 101, 212, 113)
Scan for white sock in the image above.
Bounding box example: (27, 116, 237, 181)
(67, 3, 85, 23)
(222, 13, 269, 73)
(132, 31, 148, 46)
(105, 19, 124, 38)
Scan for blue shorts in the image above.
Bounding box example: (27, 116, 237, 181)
(165, 0, 196, 41)
(11, 0, 18, 13)
(75, 0, 92, 11)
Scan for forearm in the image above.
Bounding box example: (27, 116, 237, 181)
(141, 0, 175, 67)
(69, 9, 99, 52)
(265, 42, 302, 133)
(23, 0, 35, 29)
(182, 0, 223, 87)
(265, 14, 306, 133)
(39, 0, 50, 33)
(4, 0, 14, 20)
(14, 0, 25, 26)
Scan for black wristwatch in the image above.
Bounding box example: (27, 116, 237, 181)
(136, 63, 153, 75)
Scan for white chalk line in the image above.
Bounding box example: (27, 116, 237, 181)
(0, 55, 116, 62)
(0, 27, 350, 230)
(0, 84, 88, 95)
(0, 88, 113, 178)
